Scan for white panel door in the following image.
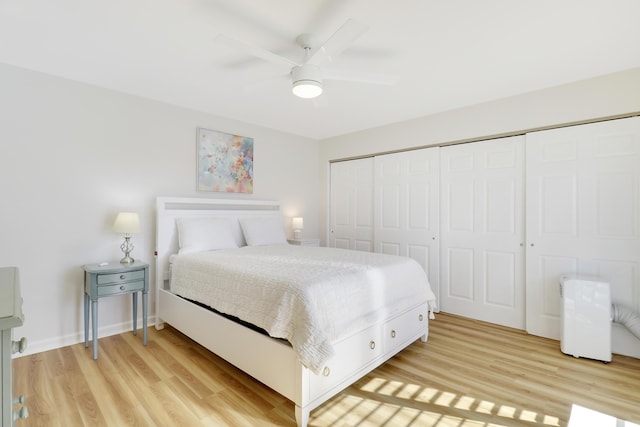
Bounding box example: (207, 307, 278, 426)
(526, 117, 640, 356)
(329, 158, 374, 251)
(374, 148, 440, 302)
(440, 136, 525, 329)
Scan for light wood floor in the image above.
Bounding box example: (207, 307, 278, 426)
(13, 313, 640, 426)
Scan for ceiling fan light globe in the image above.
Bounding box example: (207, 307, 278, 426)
(292, 80, 323, 98)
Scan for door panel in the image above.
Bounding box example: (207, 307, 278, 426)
(374, 148, 440, 302)
(525, 117, 640, 357)
(329, 158, 374, 251)
(448, 248, 474, 300)
(485, 250, 516, 307)
(440, 136, 525, 329)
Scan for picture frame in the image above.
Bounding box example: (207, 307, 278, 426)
(197, 128, 254, 193)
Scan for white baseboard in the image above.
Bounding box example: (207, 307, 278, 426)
(13, 316, 157, 358)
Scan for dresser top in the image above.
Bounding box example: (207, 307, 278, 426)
(0, 266, 24, 329)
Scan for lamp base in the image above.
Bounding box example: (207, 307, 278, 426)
(120, 235, 135, 264)
(120, 255, 135, 264)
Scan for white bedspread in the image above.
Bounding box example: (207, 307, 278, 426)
(170, 244, 436, 375)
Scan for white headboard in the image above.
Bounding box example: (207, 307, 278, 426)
(155, 197, 282, 293)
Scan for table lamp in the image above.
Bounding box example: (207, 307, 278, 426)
(292, 217, 304, 240)
(113, 212, 140, 264)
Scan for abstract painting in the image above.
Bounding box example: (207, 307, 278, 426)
(197, 128, 254, 193)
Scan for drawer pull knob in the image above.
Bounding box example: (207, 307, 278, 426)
(322, 366, 331, 377)
(120, 285, 126, 291)
(120, 274, 126, 280)
(390, 330, 396, 338)
(419, 314, 424, 322)
(13, 406, 29, 421)
(369, 340, 376, 350)
(13, 395, 25, 405)
(11, 337, 27, 354)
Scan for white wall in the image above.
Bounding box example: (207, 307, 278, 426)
(0, 63, 320, 355)
(320, 67, 640, 161)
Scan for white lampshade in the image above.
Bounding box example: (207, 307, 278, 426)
(113, 212, 141, 234)
(292, 217, 304, 230)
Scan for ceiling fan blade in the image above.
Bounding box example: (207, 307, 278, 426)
(214, 34, 300, 69)
(240, 73, 289, 95)
(324, 68, 398, 86)
(307, 18, 368, 65)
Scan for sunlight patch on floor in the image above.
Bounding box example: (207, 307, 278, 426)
(497, 405, 515, 419)
(455, 395, 475, 411)
(475, 400, 495, 414)
(520, 410, 539, 422)
(568, 405, 640, 427)
(311, 376, 564, 427)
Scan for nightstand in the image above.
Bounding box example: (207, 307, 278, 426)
(287, 238, 320, 247)
(82, 261, 149, 359)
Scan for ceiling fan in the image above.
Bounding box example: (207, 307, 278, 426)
(215, 19, 397, 99)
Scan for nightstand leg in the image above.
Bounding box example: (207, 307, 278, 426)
(91, 299, 98, 360)
(132, 292, 138, 336)
(84, 293, 89, 348)
(143, 291, 148, 346)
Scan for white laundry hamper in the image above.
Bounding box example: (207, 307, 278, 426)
(560, 275, 612, 362)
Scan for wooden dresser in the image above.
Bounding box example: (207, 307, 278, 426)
(0, 267, 28, 425)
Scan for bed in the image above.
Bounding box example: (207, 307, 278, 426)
(155, 197, 435, 427)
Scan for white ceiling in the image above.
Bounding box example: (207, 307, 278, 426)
(1, 0, 639, 140)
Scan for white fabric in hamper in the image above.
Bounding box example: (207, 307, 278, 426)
(170, 244, 436, 375)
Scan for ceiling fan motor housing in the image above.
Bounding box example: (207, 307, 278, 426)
(291, 64, 323, 85)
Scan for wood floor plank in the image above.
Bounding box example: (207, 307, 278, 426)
(12, 313, 640, 426)
(71, 343, 152, 426)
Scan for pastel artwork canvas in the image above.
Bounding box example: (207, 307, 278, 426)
(197, 128, 254, 193)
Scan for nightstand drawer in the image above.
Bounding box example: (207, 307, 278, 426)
(97, 280, 145, 297)
(97, 270, 145, 285)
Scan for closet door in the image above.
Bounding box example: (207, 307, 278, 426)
(440, 136, 525, 329)
(329, 158, 374, 251)
(374, 148, 440, 301)
(526, 117, 640, 352)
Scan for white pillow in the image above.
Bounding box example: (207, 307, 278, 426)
(176, 217, 238, 254)
(240, 217, 287, 246)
